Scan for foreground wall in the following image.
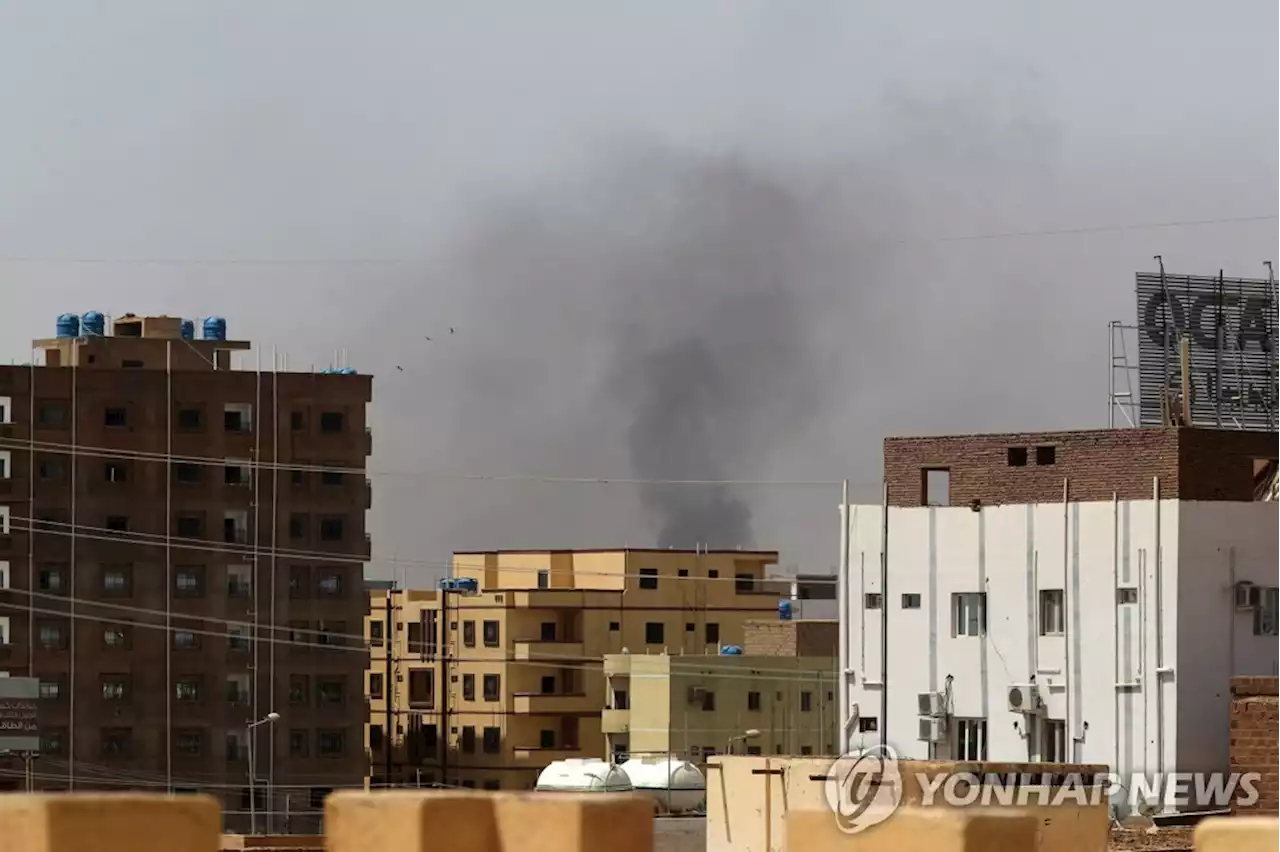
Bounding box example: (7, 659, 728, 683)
(0, 791, 1272, 852)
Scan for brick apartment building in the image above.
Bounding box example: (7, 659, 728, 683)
(1230, 675, 1279, 815)
(0, 313, 372, 833)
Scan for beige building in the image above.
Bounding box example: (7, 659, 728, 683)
(602, 653, 838, 763)
(364, 548, 788, 790)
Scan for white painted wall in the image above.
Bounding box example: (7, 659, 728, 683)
(843, 498, 1278, 797)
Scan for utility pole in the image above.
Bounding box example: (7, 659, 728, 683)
(384, 585, 395, 787)
(439, 587, 450, 787)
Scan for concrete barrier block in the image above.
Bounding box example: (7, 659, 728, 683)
(325, 791, 498, 852)
(788, 806, 1038, 852)
(493, 794, 654, 852)
(1194, 816, 1280, 852)
(0, 793, 220, 852)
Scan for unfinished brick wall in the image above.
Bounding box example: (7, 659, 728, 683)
(1230, 676, 1280, 815)
(742, 620, 838, 657)
(884, 427, 1277, 507)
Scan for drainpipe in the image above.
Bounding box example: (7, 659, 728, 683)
(1153, 477, 1164, 776)
(1062, 478, 1072, 761)
(1112, 492, 1120, 779)
(838, 479, 851, 755)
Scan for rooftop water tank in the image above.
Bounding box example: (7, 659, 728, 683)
(454, 578, 479, 594)
(719, 645, 743, 656)
(202, 316, 227, 341)
(535, 759, 633, 794)
(340, 367, 357, 375)
(81, 311, 106, 336)
(55, 314, 80, 339)
(620, 758, 706, 815)
(180, 320, 195, 341)
(778, 600, 793, 621)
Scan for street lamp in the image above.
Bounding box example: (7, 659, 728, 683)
(726, 729, 761, 756)
(247, 712, 280, 835)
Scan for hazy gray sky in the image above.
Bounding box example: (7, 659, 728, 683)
(2, 1, 1275, 580)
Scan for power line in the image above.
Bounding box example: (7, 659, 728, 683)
(0, 435, 846, 487)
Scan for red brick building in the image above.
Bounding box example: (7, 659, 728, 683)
(1229, 676, 1279, 815)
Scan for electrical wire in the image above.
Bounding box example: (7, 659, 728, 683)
(3, 515, 838, 586)
(0, 435, 848, 487)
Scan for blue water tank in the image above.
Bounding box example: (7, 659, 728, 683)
(778, 600, 793, 622)
(180, 319, 195, 341)
(455, 578, 479, 594)
(202, 316, 227, 341)
(81, 311, 106, 336)
(56, 314, 80, 338)
(438, 578, 457, 591)
(340, 367, 357, 375)
(719, 645, 744, 656)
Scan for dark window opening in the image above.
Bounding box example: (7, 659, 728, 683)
(483, 674, 500, 701)
(1035, 445, 1057, 466)
(103, 407, 128, 428)
(1007, 447, 1028, 467)
(175, 463, 202, 484)
(644, 622, 664, 644)
(105, 516, 128, 532)
(319, 412, 345, 433)
(638, 568, 658, 590)
(922, 467, 951, 506)
(705, 623, 720, 644)
(734, 573, 756, 594)
(319, 518, 344, 541)
(176, 408, 203, 431)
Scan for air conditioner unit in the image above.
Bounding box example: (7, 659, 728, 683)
(917, 692, 946, 717)
(917, 717, 947, 743)
(1235, 582, 1260, 610)
(1007, 685, 1046, 714)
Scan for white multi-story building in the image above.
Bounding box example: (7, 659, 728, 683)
(841, 427, 1278, 794)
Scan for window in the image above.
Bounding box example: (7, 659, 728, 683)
(103, 407, 128, 428)
(540, 622, 557, 641)
(951, 592, 987, 637)
(800, 745, 813, 756)
(224, 462, 251, 486)
(645, 622, 664, 644)
(317, 571, 342, 596)
(539, 730, 556, 749)
(954, 718, 987, 761)
(1042, 718, 1066, 762)
(685, 622, 695, 633)
(176, 408, 203, 431)
(172, 630, 200, 650)
(865, 593, 883, 609)
(1254, 587, 1279, 637)
(540, 675, 556, 694)
(461, 727, 477, 754)
(176, 730, 203, 756)
(174, 568, 204, 598)
(38, 567, 65, 593)
(174, 464, 202, 484)
(608, 621, 620, 631)
(319, 517, 345, 541)
(705, 622, 720, 644)
(482, 620, 500, 647)
(174, 514, 203, 537)
(1116, 587, 1138, 605)
(368, 724, 384, 750)
(104, 460, 129, 483)
(290, 411, 306, 431)
(37, 402, 68, 427)
(708, 569, 719, 579)
(800, 691, 813, 712)
(858, 717, 879, 733)
(319, 411, 345, 433)
(1007, 447, 1028, 467)
(369, 620, 385, 646)
(901, 593, 921, 609)
(289, 565, 310, 598)
(483, 727, 501, 754)
(289, 730, 308, 756)
(922, 468, 950, 506)
(536, 569, 550, 589)
(1039, 589, 1065, 636)
(289, 675, 310, 706)
(175, 679, 201, 702)
(746, 745, 762, 756)
(462, 674, 475, 701)
(102, 626, 130, 649)
(101, 676, 130, 701)
(317, 730, 346, 756)
(101, 566, 131, 597)
(369, 673, 384, 700)
(483, 780, 501, 791)
(483, 674, 500, 701)
(37, 457, 66, 480)
(700, 691, 716, 712)
(0, 452, 9, 480)
(39, 680, 62, 700)
(747, 691, 761, 711)
(38, 622, 66, 649)
(289, 514, 307, 540)
(678, 568, 689, 577)
(227, 626, 250, 653)
(226, 565, 251, 598)
(408, 670, 433, 707)
(463, 621, 476, 647)
(41, 730, 66, 755)
(101, 728, 133, 757)
(321, 468, 343, 486)
(734, 573, 756, 594)
(613, 689, 629, 710)
(318, 679, 346, 705)
(105, 515, 128, 532)
(1035, 445, 1057, 466)
(223, 403, 252, 433)
(638, 568, 659, 590)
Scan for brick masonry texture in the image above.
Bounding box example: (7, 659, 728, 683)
(742, 620, 838, 657)
(1230, 676, 1279, 816)
(884, 427, 1278, 507)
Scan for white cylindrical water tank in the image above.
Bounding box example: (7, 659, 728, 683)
(534, 759, 634, 793)
(621, 757, 706, 814)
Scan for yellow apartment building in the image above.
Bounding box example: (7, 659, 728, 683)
(364, 549, 788, 790)
(601, 653, 839, 763)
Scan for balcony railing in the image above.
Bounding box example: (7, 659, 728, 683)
(601, 708, 630, 734)
(511, 640, 585, 662)
(511, 692, 593, 715)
